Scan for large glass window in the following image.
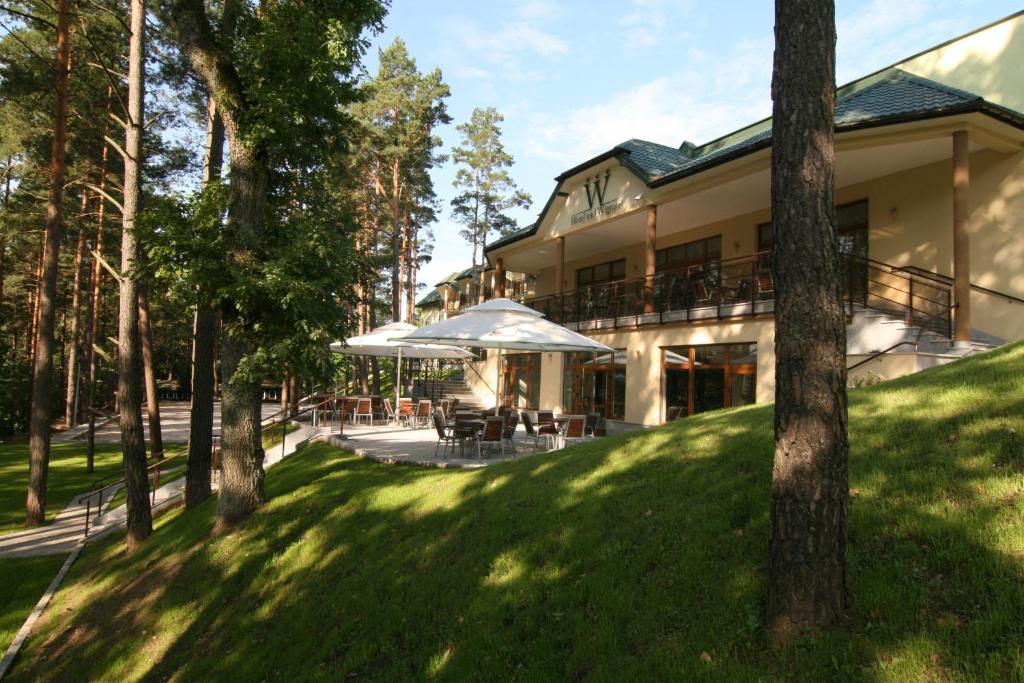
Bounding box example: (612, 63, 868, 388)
(576, 259, 626, 288)
(503, 353, 540, 410)
(656, 235, 722, 273)
(663, 343, 757, 420)
(562, 350, 627, 419)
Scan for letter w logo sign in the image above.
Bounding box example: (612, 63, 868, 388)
(584, 170, 611, 209)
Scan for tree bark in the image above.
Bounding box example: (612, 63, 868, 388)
(138, 285, 163, 459)
(0, 157, 11, 328)
(168, 0, 269, 525)
(186, 306, 217, 506)
(185, 95, 223, 508)
(26, 0, 72, 526)
(64, 193, 89, 428)
(117, 0, 152, 550)
(390, 160, 402, 322)
(767, 0, 848, 641)
(84, 120, 111, 473)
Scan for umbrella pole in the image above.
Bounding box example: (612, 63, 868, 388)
(495, 348, 502, 416)
(396, 347, 402, 410)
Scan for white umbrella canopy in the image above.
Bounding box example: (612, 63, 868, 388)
(330, 322, 474, 406)
(402, 298, 613, 414)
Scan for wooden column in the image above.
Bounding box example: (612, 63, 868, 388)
(555, 236, 565, 294)
(494, 258, 506, 298)
(644, 205, 657, 313)
(952, 130, 971, 345)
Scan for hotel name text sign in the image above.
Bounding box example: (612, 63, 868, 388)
(571, 169, 626, 226)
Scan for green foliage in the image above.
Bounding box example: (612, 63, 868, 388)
(451, 106, 532, 262)
(10, 343, 1024, 680)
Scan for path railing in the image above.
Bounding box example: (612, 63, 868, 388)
(82, 395, 341, 538)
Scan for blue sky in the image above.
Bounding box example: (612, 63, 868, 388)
(366, 1, 1021, 293)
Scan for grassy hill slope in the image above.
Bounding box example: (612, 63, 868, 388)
(10, 344, 1024, 681)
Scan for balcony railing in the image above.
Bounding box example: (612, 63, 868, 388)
(513, 251, 953, 338)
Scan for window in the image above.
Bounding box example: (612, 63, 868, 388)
(503, 353, 540, 410)
(663, 343, 757, 420)
(562, 350, 627, 419)
(656, 235, 722, 272)
(576, 259, 626, 288)
(756, 199, 867, 254)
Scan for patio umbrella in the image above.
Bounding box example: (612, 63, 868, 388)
(330, 322, 475, 408)
(401, 298, 614, 415)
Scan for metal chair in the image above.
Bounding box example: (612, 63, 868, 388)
(477, 416, 506, 460)
(584, 412, 601, 439)
(559, 415, 587, 449)
(432, 410, 458, 459)
(502, 411, 519, 455)
(414, 399, 433, 428)
(382, 399, 400, 426)
(353, 398, 373, 426)
(521, 411, 550, 451)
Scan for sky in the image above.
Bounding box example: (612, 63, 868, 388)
(365, 1, 1022, 296)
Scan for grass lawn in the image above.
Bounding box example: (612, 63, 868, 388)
(7, 343, 1024, 680)
(261, 422, 299, 451)
(0, 555, 66, 654)
(0, 443, 126, 534)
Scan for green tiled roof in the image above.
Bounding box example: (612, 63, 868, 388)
(416, 288, 442, 307)
(486, 68, 1024, 256)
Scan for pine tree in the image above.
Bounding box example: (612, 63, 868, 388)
(450, 107, 531, 301)
(767, 0, 849, 640)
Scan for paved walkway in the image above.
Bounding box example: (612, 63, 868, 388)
(339, 423, 552, 469)
(56, 402, 281, 443)
(0, 422, 323, 558)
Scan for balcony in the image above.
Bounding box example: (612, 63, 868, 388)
(515, 252, 953, 338)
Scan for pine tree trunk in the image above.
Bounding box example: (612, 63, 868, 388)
(26, 0, 72, 527)
(64, 194, 89, 428)
(390, 161, 402, 322)
(0, 158, 11, 327)
(186, 306, 217, 506)
(186, 95, 223, 508)
(28, 231, 45, 363)
(138, 285, 163, 459)
(767, 0, 848, 641)
(117, 0, 152, 550)
(83, 126, 110, 473)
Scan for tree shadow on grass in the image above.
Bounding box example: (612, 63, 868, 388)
(11, 344, 1024, 681)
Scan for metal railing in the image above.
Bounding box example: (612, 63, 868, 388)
(511, 251, 954, 338)
(81, 394, 340, 538)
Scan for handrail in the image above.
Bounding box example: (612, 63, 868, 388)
(847, 341, 918, 372)
(82, 394, 339, 538)
(970, 282, 1024, 305)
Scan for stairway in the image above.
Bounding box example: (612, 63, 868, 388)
(414, 375, 487, 412)
(847, 304, 1001, 366)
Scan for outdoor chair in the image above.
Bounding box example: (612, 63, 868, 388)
(666, 406, 682, 422)
(584, 412, 601, 439)
(414, 399, 432, 428)
(432, 410, 458, 459)
(520, 411, 549, 451)
(439, 398, 452, 416)
(382, 399, 400, 427)
(534, 410, 560, 450)
(559, 415, 587, 449)
(477, 416, 507, 460)
(502, 411, 519, 455)
(353, 398, 373, 426)
(398, 399, 414, 426)
(756, 271, 774, 300)
(691, 280, 717, 308)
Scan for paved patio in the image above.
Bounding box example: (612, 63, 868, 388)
(336, 422, 554, 469)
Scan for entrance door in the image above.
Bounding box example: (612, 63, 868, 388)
(663, 343, 757, 420)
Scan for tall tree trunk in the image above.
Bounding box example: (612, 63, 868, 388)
(170, 0, 270, 527)
(0, 157, 11, 325)
(84, 122, 111, 472)
(138, 285, 163, 459)
(64, 193, 90, 428)
(28, 231, 45, 362)
(117, 0, 152, 550)
(767, 0, 848, 641)
(390, 160, 402, 322)
(186, 95, 223, 508)
(26, 0, 72, 526)
(404, 212, 416, 321)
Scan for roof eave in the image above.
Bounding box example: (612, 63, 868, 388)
(648, 104, 1024, 188)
